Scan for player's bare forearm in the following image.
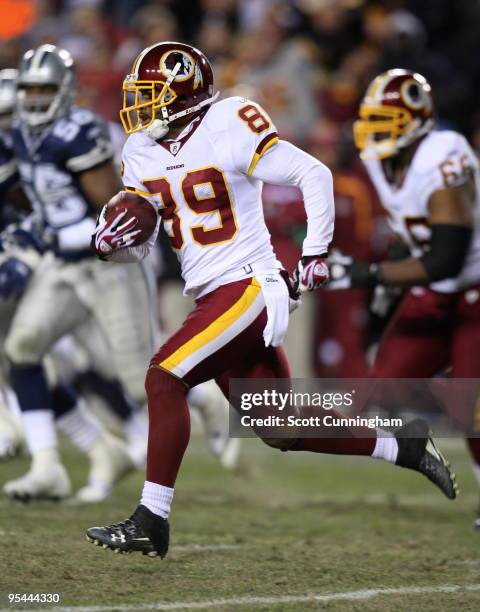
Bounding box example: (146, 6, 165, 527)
(378, 257, 429, 287)
(79, 162, 123, 212)
(4, 184, 32, 213)
(378, 184, 475, 286)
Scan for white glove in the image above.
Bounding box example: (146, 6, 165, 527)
(257, 271, 290, 347)
(326, 250, 355, 289)
(327, 249, 380, 290)
(92, 206, 141, 258)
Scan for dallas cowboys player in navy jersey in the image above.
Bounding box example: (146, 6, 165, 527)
(0, 45, 158, 501)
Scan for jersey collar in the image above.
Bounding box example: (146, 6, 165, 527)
(158, 110, 207, 157)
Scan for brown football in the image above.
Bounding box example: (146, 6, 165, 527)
(105, 190, 158, 246)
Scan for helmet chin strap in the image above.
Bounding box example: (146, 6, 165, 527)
(145, 88, 220, 141)
(145, 118, 170, 140)
(144, 63, 181, 140)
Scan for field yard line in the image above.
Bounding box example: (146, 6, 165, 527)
(11, 583, 480, 612)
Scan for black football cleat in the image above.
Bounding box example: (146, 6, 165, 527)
(86, 505, 169, 558)
(394, 418, 458, 500)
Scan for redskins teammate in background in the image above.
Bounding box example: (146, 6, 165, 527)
(329, 68, 480, 524)
(87, 44, 456, 558)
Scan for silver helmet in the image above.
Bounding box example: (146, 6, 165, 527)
(17, 44, 75, 128)
(0, 69, 18, 130)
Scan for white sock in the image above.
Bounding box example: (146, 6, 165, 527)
(56, 401, 102, 453)
(32, 447, 61, 470)
(22, 410, 58, 454)
(140, 481, 174, 518)
(372, 430, 398, 464)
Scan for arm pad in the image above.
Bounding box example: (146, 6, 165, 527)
(420, 224, 472, 282)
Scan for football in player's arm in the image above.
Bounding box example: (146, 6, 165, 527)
(94, 114, 331, 295)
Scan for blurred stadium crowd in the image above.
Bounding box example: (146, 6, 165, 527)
(1, 0, 479, 378)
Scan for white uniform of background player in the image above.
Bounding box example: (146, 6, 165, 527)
(363, 129, 480, 292)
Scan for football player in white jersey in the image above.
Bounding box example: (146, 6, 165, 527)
(87, 44, 457, 558)
(329, 68, 480, 524)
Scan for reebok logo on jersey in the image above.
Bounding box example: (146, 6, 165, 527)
(166, 164, 185, 171)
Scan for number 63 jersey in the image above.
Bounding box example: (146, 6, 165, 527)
(122, 97, 280, 296)
(363, 129, 480, 293)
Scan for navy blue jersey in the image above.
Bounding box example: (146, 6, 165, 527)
(10, 107, 113, 232)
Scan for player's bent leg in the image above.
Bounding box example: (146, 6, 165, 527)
(216, 342, 457, 500)
(262, 414, 457, 499)
(86, 278, 266, 557)
(261, 437, 297, 451)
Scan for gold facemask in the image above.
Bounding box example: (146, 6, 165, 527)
(353, 104, 413, 160)
(119, 78, 177, 135)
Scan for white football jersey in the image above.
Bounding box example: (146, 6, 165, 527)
(363, 130, 480, 293)
(121, 97, 281, 296)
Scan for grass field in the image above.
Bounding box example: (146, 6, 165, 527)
(1, 435, 480, 611)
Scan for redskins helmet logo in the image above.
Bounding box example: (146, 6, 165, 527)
(400, 78, 432, 113)
(160, 50, 195, 82)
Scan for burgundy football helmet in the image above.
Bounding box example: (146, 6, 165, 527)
(120, 41, 218, 139)
(354, 69, 435, 160)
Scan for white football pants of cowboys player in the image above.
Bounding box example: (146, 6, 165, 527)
(0, 299, 24, 460)
(1, 340, 137, 503)
(2, 251, 154, 502)
(0, 331, 139, 502)
(1, 344, 138, 503)
(58, 317, 149, 469)
(0, 385, 24, 460)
